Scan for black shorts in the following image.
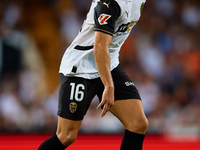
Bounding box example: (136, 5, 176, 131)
(57, 65, 141, 120)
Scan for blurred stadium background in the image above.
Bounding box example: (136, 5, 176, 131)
(0, 0, 200, 139)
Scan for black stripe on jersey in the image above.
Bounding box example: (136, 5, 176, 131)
(94, 28, 113, 36)
(74, 45, 94, 51)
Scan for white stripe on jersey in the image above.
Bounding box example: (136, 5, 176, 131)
(59, 0, 146, 79)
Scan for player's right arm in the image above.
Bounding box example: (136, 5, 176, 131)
(94, 31, 114, 117)
(93, 0, 121, 117)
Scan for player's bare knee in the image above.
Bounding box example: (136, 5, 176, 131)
(126, 116, 148, 134)
(57, 132, 77, 147)
(141, 117, 149, 131)
(136, 116, 148, 132)
(63, 134, 77, 146)
(62, 134, 77, 146)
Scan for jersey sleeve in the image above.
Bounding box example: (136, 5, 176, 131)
(94, 0, 121, 36)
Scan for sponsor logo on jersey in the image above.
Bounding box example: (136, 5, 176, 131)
(115, 20, 137, 35)
(125, 81, 135, 86)
(69, 102, 78, 113)
(98, 14, 111, 25)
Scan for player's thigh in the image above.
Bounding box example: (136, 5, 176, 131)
(57, 116, 82, 134)
(110, 99, 148, 134)
(56, 116, 82, 136)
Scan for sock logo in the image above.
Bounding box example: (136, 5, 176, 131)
(98, 14, 111, 25)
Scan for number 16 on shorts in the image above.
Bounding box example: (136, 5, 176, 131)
(70, 83, 85, 102)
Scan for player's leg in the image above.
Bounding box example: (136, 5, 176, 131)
(110, 99, 148, 150)
(38, 74, 96, 150)
(110, 99, 148, 134)
(105, 65, 148, 149)
(38, 117, 82, 150)
(56, 117, 82, 147)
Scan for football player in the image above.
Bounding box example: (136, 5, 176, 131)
(38, 0, 148, 149)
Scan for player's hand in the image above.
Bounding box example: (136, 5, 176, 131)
(97, 87, 114, 117)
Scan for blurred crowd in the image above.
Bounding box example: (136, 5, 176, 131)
(0, 0, 200, 134)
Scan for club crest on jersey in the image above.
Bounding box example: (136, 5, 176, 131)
(98, 14, 111, 25)
(69, 102, 77, 113)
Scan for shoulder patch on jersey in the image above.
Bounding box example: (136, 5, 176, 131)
(98, 14, 111, 25)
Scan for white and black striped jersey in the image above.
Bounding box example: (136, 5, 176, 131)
(59, 0, 146, 79)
